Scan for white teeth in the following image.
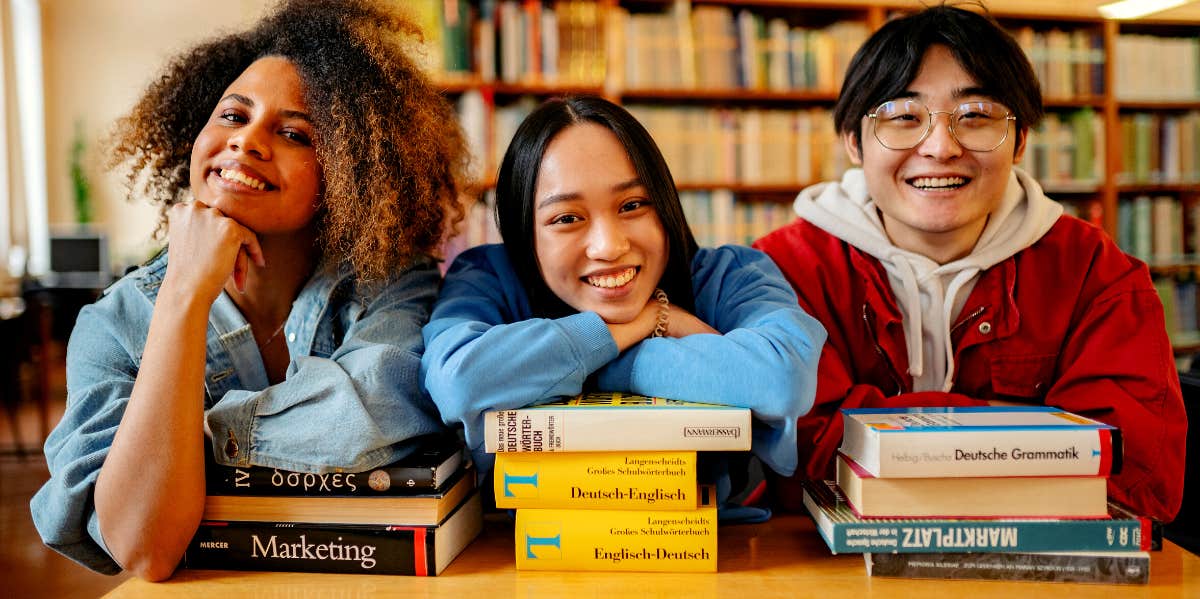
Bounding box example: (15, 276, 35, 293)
(219, 168, 267, 190)
(587, 267, 636, 289)
(912, 176, 966, 189)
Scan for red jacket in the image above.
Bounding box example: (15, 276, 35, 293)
(754, 216, 1186, 522)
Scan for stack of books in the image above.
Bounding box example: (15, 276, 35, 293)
(484, 392, 753, 572)
(183, 434, 483, 575)
(804, 406, 1156, 585)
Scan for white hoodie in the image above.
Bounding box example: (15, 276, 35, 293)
(794, 167, 1063, 392)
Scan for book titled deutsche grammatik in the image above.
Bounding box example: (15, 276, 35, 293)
(839, 406, 1121, 478)
(485, 392, 750, 453)
(864, 550, 1150, 585)
(495, 451, 696, 510)
(207, 434, 464, 496)
(515, 485, 717, 572)
(184, 493, 482, 576)
(802, 481, 1156, 554)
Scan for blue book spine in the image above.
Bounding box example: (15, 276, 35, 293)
(804, 484, 1153, 555)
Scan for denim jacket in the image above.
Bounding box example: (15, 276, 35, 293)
(30, 250, 446, 574)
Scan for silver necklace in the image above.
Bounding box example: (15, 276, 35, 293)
(259, 321, 286, 348)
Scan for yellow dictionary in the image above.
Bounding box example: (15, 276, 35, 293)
(514, 485, 717, 572)
(494, 451, 696, 510)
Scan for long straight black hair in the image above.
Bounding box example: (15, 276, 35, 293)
(494, 96, 699, 319)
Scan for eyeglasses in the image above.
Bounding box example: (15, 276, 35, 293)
(867, 99, 1016, 152)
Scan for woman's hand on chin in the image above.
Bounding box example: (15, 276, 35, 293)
(605, 297, 660, 352)
(162, 200, 264, 305)
(661, 305, 719, 338)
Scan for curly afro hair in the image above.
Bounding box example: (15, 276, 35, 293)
(108, 0, 470, 280)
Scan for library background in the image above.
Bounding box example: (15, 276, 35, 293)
(407, 0, 1200, 366)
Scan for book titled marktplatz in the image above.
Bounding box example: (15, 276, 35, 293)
(802, 479, 1158, 555)
(840, 406, 1121, 478)
(207, 433, 465, 496)
(485, 392, 751, 453)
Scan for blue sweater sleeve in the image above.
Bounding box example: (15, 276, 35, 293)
(595, 246, 826, 476)
(421, 246, 620, 469)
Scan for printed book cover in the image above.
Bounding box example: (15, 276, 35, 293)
(515, 484, 717, 572)
(802, 480, 1156, 554)
(203, 466, 475, 526)
(207, 434, 465, 496)
(494, 451, 697, 510)
(865, 549, 1150, 585)
(839, 406, 1121, 478)
(836, 453, 1109, 519)
(184, 492, 483, 576)
(485, 392, 751, 453)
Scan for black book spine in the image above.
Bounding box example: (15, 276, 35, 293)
(868, 551, 1150, 584)
(183, 521, 436, 576)
(207, 464, 437, 496)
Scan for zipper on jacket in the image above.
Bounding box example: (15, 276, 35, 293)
(862, 303, 905, 396)
(950, 305, 988, 335)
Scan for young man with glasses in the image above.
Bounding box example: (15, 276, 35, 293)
(754, 5, 1185, 522)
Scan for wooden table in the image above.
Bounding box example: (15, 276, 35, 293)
(104, 514, 1200, 598)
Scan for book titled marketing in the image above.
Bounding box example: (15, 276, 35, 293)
(484, 392, 751, 453)
(802, 481, 1156, 555)
(183, 493, 482, 576)
(515, 485, 717, 572)
(495, 451, 697, 510)
(839, 406, 1121, 478)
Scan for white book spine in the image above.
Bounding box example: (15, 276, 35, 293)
(842, 427, 1115, 478)
(485, 408, 751, 453)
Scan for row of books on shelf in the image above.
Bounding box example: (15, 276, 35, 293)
(1025, 108, 1104, 188)
(1114, 34, 1200, 102)
(612, 4, 867, 93)
(1009, 26, 1104, 99)
(1153, 275, 1200, 352)
(1116, 194, 1196, 265)
(805, 406, 1154, 585)
(1116, 111, 1200, 186)
(410, 1, 1197, 105)
(455, 92, 855, 187)
(412, 0, 869, 93)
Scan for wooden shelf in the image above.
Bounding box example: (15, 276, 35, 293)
(621, 88, 838, 103)
(1117, 100, 1200, 111)
(491, 82, 606, 97)
(1042, 96, 1106, 108)
(1117, 183, 1200, 194)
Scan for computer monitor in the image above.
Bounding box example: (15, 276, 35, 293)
(42, 226, 110, 289)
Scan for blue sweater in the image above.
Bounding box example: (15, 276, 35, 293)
(421, 244, 826, 475)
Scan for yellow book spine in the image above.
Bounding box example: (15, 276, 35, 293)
(514, 485, 717, 572)
(494, 451, 697, 510)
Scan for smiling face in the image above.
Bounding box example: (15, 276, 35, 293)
(846, 44, 1026, 263)
(189, 56, 322, 235)
(532, 123, 668, 324)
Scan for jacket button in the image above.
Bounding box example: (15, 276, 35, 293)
(978, 321, 993, 335)
(224, 432, 239, 459)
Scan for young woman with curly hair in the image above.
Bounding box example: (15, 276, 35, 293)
(31, 0, 469, 580)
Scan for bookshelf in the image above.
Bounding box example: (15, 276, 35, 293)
(423, 0, 1200, 348)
